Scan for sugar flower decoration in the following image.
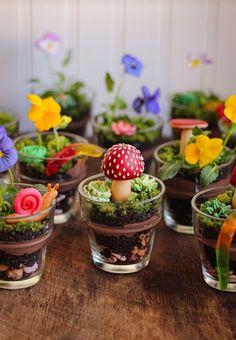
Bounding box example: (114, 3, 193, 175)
(122, 54, 143, 77)
(133, 86, 160, 114)
(111, 121, 137, 136)
(224, 95, 236, 124)
(0, 126, 18, 172)
(27, 94, 62, 132)
(35, 32, 60, 55)
(186, 53, 213, 68)
(13, 188, 42, 215)
(185, 134, 223, 168)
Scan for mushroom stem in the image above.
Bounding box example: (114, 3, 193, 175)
(111, 180, 131, 202)
(232, 190, 236, 209)
(180, 128, 193, 155)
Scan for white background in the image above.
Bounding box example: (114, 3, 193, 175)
(0, 0, 236, 134)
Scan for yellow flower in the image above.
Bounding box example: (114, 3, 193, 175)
(185, 134, 223, 168)
(27, 94, 62, 132)
(224, 94, 236, 124)
(57, 115, 72, 129)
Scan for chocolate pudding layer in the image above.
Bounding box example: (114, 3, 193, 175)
(0, 226, 52, 282)
(87, 214, 160, 265)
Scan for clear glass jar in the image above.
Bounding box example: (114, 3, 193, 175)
(78, 174, 165, 274)
(92, 113, 164, 161)
(192, 186, 236, 292)
(154, 141, 235, 234)
(0, 183, 55, 289)
(14, 132, 88, 224)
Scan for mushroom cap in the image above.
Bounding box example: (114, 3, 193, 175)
(101, 143, 145, 180)
(230, 165, 236, 187)
(169, 118, 208, 129)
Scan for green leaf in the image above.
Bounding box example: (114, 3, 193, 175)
(28, 78, 40, 84)
(157, 160, 182, 180)
(114, 96, 127, 109)
(105, 72, 115, 92)
(33, 184, 47, 195)
(192, 126, 202, 135)
(62, 49, 73, 67)
(56, 72, 66, 83)
(200, 165, 219, 187)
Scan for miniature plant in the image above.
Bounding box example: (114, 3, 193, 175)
(29, 32, 90, 119)
(158, 95, 236, 186)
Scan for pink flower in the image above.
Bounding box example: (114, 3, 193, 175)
(111, 121, 137, 136)
(35, 32, 60, 55)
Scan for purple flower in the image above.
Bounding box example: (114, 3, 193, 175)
(186, 52, 213, 68)
(133, 86, 160, 114)
(35, 32, 60, 55)
(122, 54, 143, 77)
(0, 126, 18, 172)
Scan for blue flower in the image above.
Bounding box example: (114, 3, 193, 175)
(0, 126, 18, 172)
(122, 54, 143, 77)
(133, 86, 161, 114)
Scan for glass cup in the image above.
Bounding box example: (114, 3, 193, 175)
(14, 132, 88, 224)
(79, 174, 165, 274)
(154, 141, 235, 234)
(92, 113, 164, 162)
(192, 186, 236, 292)
(0, 183, 55, 289)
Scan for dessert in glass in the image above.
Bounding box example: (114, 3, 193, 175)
(14, 94, 103, 224)
(79, 143, 165, 273)
(92, 54, 163, 162)
(155, 115, 235, 234)
(192, 165, 236, 291)
(0, 126, 57, 289)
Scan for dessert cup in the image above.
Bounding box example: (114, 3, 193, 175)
(14, 132, 88, 224)
(0, 183, 55, 289)
(192, 186, 236, 292)
(155, 141, 235, 234)
(92, 113, 164, 161)
(79, 173, 165, 274)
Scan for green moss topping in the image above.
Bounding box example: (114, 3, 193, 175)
(0, 220, 46, 234)
(83, 175, 162, 226)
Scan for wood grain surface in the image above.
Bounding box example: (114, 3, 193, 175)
(1, 158, 236, 340)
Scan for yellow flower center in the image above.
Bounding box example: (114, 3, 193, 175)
(0, 150, 4, 158)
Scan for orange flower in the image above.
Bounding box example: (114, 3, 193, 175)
(185, 134, 223, 168)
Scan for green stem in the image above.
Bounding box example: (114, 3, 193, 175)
(8, 168, 14, 186)
(111, 71, 125, 116)
(53, 128, 60, 152)
(223, 124, 234, 147)
(37, 132, 43, 146)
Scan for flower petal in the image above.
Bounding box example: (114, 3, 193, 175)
(185, 143, 200, 164)
(145, 98, 160, 114)
(27, 94, 43, 107)
(224, 94, 236, 124)
(195, 134, 210, 150)
(142, 86, 151, 99)
(132, 97, 143, 113)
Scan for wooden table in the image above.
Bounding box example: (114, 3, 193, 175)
(1, 158, 236, 340)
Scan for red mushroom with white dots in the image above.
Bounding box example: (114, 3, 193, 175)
(101, 144, 145, 202)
